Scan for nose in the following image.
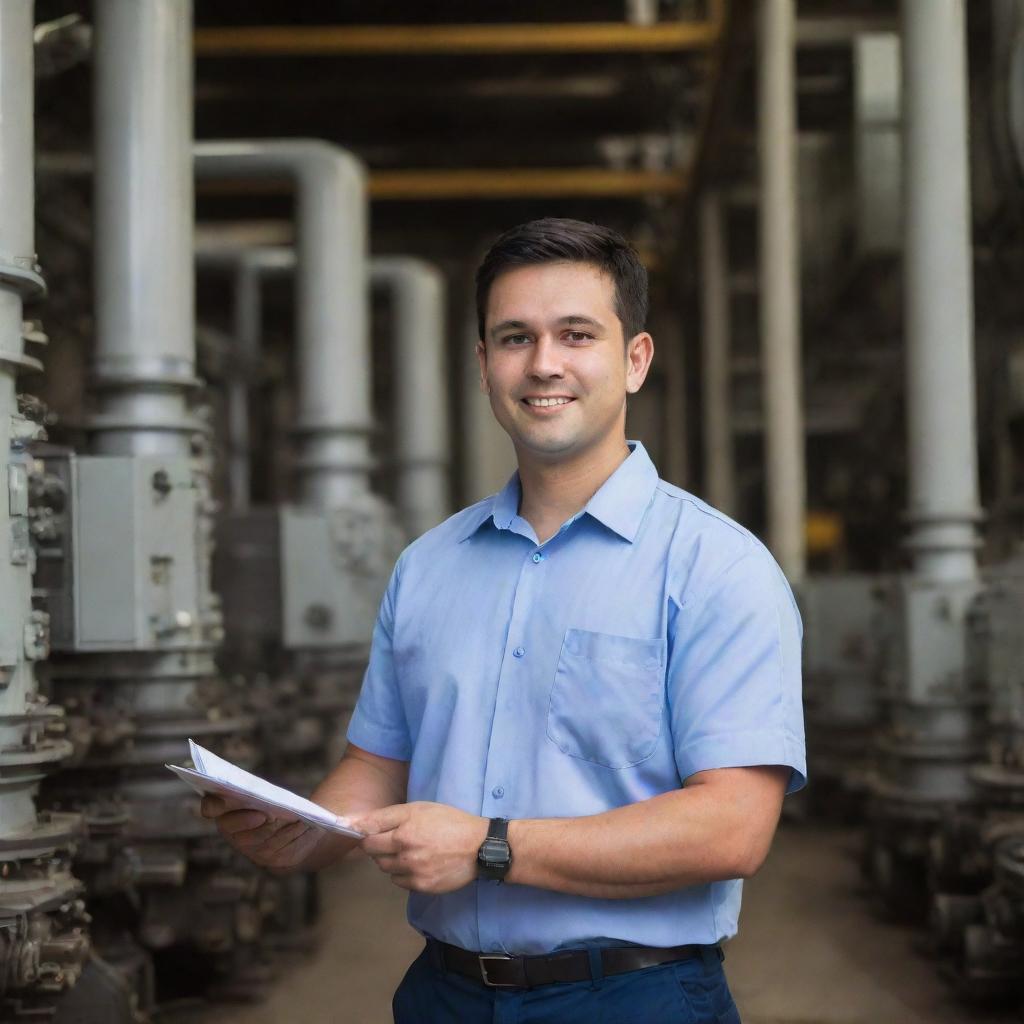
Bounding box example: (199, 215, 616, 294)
(526, 335, 564, 380)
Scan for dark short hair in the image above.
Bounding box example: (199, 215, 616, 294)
(475, 217, 648, 342)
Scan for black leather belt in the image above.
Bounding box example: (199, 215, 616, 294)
(427, 938, 717, 989)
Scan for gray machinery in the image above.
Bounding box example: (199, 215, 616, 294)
(928, 554, 1024, 999)
(193, 144, 404, 791)
(32, 0, 271, 1006)
(800, 574, 888, 817)
(192, 148, 406, 949)
(194, 245, 452, 781)
(0, 2, 92, 1017)
(865, 0, 988, 921)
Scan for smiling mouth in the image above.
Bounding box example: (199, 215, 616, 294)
(522, 397, 575, 408)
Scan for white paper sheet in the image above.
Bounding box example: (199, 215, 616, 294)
(166, 739, 364, 839)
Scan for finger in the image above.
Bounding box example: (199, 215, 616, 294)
(200, 795, 226, 819)
(366, 853, 403, 875)
(258, 820, 310, 857)
(348, 804, 408, 836)
(217, 809, 270, 836)
(361, 831, 399, 858)
(235, 816, 300, 847)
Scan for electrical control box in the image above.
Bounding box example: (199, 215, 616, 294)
(280, 499, 402, 651)
(36, 452, 209, 652)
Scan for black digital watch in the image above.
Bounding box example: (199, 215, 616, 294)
(476, 817, 512, 882)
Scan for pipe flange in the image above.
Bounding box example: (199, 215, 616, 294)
(0, 257, 45, 299)
(291, 419, 376, 437)
(89, 354, 200, 390)
(0, 811, 82, 860)
(293, 455, 379, 474)
(392, 455, 452, 469)
(83, 411, 208, 435)
(0, 350, 44, 375)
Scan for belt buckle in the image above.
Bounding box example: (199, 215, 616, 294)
(478, 953, 516, 987)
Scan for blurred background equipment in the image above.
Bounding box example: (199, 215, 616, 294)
(5, 0, 1024, 1020)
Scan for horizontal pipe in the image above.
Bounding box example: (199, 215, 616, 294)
(193, 20, 719, 57)
(194, 140, 371, 506)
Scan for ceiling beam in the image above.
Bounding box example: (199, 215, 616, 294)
(193, 20, 719, 57)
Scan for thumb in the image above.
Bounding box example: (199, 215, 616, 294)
(348, 803, 408, 836)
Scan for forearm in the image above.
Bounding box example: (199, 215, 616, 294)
(506, 769, 785, 899)
(300, 748, 408, 872)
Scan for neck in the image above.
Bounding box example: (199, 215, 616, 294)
(516, 435, 631, 543)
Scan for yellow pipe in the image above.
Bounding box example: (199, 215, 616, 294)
(194, 21, 719, 57)
(197, 168, 688, 201)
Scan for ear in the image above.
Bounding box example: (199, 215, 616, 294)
(625, 332, 654, 394)
(475, 339, 490, 395)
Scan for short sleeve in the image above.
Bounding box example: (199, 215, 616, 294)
(668, 545, 806, 794)
(346, 559, 412, 761)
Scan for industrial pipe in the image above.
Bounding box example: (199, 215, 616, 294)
(195, 245, 295, 511)
(371, 257, 451, 536)
(194, 140, 372, 507)
(699, 190, 736, 516)
(91, 0, 197, 456)
(195, 246, 452, 534)
(758, 0, 806, 582)
(902, 0, 981, 580)
(0, 0, 50, 850)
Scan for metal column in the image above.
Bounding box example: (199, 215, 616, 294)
(91, 0, 198, 456)
(36, 0, 264, 1003)
(867, 0, 985, 920)
(371, 257, 452, 537)
(0, 0, 89, 1013)
(902, 0, 980, 581)
(758, 0, 805, 583)
(699, 191, 736, 516)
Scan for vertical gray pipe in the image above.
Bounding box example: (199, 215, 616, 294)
(91, 0, 196, 457)
(0, 0, 46, 839)
(758, 0, 806, 582)
(371, 258, 451, 537)
(699, 191, 736, 516)
(195, 245, 297, 510)
(902, 0, 981, 581)
(194, 141, 372, 508)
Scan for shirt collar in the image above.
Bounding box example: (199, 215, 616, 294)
(458, 441, 659, 544)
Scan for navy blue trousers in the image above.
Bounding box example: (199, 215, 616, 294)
(392, 944, 742, 1024)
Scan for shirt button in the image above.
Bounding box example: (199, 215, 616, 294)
(513, 646, 525, 658)
(532, 552, 543, 563)
(491, 786, 505, 799)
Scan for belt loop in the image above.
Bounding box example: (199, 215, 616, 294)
(698, 944, 720, 976)
(427, 939, 445, 973)
(587, 946, 605, 990)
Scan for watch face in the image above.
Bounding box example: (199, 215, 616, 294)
(480, 838, 511, 866)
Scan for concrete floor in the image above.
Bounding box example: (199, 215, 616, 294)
(200, 824, 1019, 1024)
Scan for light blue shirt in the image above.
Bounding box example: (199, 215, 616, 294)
(348, 441, 805, 955)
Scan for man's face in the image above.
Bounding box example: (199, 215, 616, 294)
(477, 261, 653, 465)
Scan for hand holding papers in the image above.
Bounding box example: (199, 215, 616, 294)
(167, 739, 364, 839)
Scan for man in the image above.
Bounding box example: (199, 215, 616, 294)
(203, 218, 805, 1023)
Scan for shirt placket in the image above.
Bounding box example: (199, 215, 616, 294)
(476, 538, 548, 952)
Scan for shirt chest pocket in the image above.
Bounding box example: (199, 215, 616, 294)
(546, 628, 666, 770)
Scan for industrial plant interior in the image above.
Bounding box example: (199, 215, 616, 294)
(4, 0, 1024, 1021)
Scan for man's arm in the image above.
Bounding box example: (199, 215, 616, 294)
(201, 743, 409, 874)
(351, 764, 788, 897)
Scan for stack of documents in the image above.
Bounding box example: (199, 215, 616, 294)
(167, 739, 364, 838)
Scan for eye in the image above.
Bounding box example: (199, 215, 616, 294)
(501, 334, 531, 346)
(564, 331, 594, 344)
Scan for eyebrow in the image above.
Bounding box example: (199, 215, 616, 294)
(489, 315, 607, 339)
